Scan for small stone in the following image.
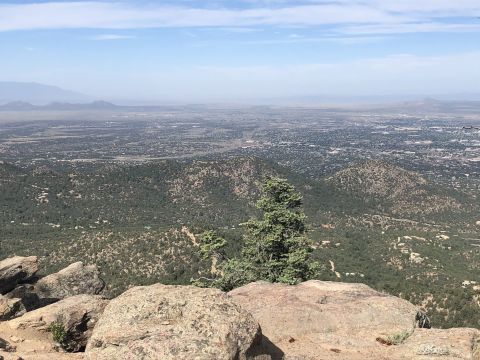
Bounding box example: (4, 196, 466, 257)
(9, 336, 23, 343)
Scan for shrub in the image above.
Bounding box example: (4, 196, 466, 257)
(48, 322, 67, 345)
(387, 330, 412, 345)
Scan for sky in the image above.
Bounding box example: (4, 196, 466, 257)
(1, 0, 480, 103)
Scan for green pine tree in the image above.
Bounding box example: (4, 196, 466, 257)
(196, 176, 320, 291)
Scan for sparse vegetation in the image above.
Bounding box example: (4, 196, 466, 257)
(48, 322, 67, 346)
(386, 330, 413, 345)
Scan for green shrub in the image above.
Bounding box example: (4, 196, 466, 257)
(387, 330, 412, 345)
(48, 322, 67, 345)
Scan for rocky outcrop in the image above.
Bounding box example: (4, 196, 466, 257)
(0, 295, 25, 321)
(0, 256, 38, 294)
(35, 262, 105, 301)
(229, 281, 480, 360)
(1, 255, 479, 360)
(4, 262, 105, 313)
(7, 294, 108, 352)
(86, 284, 266, 360)
(0, 257, 107, 359)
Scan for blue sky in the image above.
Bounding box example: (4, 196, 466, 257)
(1, 0, 480, 103)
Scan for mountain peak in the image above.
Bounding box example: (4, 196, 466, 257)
(0, 81, 91, 105)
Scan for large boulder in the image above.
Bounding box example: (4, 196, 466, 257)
(229, 281, 480, 360)
(0, 256, 38, 294)
(34, 262, 105, 301)
(0, 295, 25, 321)
(7, 294, 108, 352)
(86, 284, 267, 360)
(4, 262, 105, 312)
(230, 281, 407, 359)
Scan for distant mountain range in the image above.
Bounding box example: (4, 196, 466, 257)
(0, 100, 195, 112)
(0, 82, 91, 105)
(2, 98, 480, 114)
(0, 100, 119, 111)
(1, 81, 480, 113)
(370, 97, 480, 113)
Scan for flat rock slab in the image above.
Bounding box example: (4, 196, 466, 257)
(229, 281, 410, 359)
(229, 281, 480, 360)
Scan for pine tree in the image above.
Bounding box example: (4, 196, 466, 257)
(197, 176, 320, 291)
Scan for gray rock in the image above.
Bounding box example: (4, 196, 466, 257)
(0, 256, 38, 295)
(34, 262, 105, 301)
(86, 284, 266, 360)
(0, 295, 26, 321)
(4, 263, 105, 313)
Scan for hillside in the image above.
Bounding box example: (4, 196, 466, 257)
(0, 157, 272, 228)
(0, 157, 478, 328)
(326, 160, 474, 220)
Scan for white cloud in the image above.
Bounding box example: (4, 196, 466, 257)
(342, 22, 480, 35)
(89, 34, 134, 40)
(2, 1, 478, 34)
(240, 35, 386, 45)
(0, 2, 401, 31)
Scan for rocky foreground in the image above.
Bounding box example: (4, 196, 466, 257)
(0, 256, 479, 360)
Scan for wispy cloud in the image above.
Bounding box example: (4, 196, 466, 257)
(0, 1, 479, 35)
(342, 22, 480, 35)
(89, 34, 135, 41)
(239, 35, 386, 45)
